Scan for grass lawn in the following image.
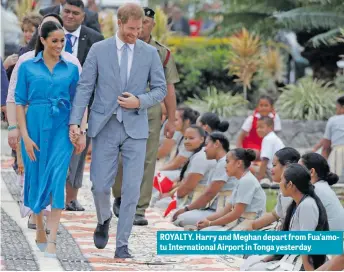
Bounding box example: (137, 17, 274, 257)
(264, 187, 344, 213)
(265, 189, 278, 212)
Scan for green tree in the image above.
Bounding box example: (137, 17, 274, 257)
(207, 0, 344, 47)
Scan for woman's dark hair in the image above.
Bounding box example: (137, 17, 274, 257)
(42, 13, 64, 27)
(199, 112, 229, 132)
(179, 125, 206, 180)
(177, 106, 200, 126)
(337, 95, 344, 107)
(275, 147, 300, 166)
(301, 152, 339, 186)
(282, 163, 328, 269)
(230, 148, 256, 169)
(208, 132, 230, 152)
(35, 21, 64, 56)
(258, 95, 274, 106)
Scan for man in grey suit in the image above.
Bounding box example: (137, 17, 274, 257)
(69, 3, 167, 259)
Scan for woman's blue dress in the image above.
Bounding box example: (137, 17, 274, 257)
(15, 51, 79, 213)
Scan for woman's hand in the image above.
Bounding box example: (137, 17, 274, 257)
(23, 136, 39, 161)
(262, 255, 276, 262)
(172, 208, 185, 222)
(3, 54, 18, 69)
(242, 220, 254, 231)
(160, 192, 171, 199)
(197, 219, 211, 230)
(8, 128, 20, 150)
(69, 125, 80, 146)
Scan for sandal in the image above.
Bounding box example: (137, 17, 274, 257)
(27, 215, 37, 230)
(35, 229, 47, 252)
(44, 240, 57, 258)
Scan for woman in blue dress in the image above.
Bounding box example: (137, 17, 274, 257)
(15, 21, 81, 257)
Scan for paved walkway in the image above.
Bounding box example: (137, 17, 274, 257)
(0, 156, 244, 271)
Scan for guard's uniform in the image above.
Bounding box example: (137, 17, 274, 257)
(112, 35, 180, 217)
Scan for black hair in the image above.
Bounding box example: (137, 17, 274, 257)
(230, 148, 256, 169)
(208, 132, 230, 152)
(275, 147, 300, 166)
(177, 106, 200, 126)
(179, 125, 206, 181)
(258, 95, 274, 106)
(65, 0, 85, 10)
(199, 112, 229, 132)
(258, 116, 274, 127)
(28, 13, 63, 53)
(301, 152, 339, 186)
(42, 13, 64, 27)
(35, 21, 64, 56)
(282, 163, 328, 269)
(337, 95, 344, 107)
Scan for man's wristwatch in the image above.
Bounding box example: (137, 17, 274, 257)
(184, 206, 190, 212)
(135, 95, 141, 110)
(80, 130, 87, 135)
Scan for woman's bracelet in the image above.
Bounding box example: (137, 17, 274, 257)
(8, 125, 17, 131)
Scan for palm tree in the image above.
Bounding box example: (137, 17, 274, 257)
(208, 0, 344, 47)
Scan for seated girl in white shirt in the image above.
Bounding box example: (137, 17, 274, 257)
(172, 132, 237, 227)
(197, 148, 266, 231)
(154, 126, 216, 209)
(242, 164, 329, 271)
(300, 152, 344, 230)
(157, 107, 199, 180)
(245, 147, 300, 231)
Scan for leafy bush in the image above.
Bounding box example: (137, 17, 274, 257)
(174, 45, 239, 103)
(276, 77, 339, 120)
(185, 86, 248, 118)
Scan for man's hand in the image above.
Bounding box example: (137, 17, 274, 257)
(1, 106, 7, 122)
(69, 125, 80, 146)
(3, 54, 18, 70)
(8, 128, 20, 150)
(164, 119, 175, 139)
(117, 92, 140, 109)
(74, 134, 86, 155)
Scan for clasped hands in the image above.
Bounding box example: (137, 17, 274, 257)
(69, 125, 86, 154)
(117, 92, 140, 109)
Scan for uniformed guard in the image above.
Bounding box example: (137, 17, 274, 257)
(112, 7, 180, 225)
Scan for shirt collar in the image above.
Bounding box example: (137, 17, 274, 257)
(254, 112, 275, 118)
(33, 51, 67, 65)
(64, 25, 81, 38)
(115, 32, 135, 51)
(266, 131, 275, 138)
(218, 155, 226, 162)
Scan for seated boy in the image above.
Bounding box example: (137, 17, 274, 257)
(255, 117, 285, 184)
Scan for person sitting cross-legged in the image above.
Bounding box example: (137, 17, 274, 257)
(172, 132, 237, 227)
(197, 148, 266, 231)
